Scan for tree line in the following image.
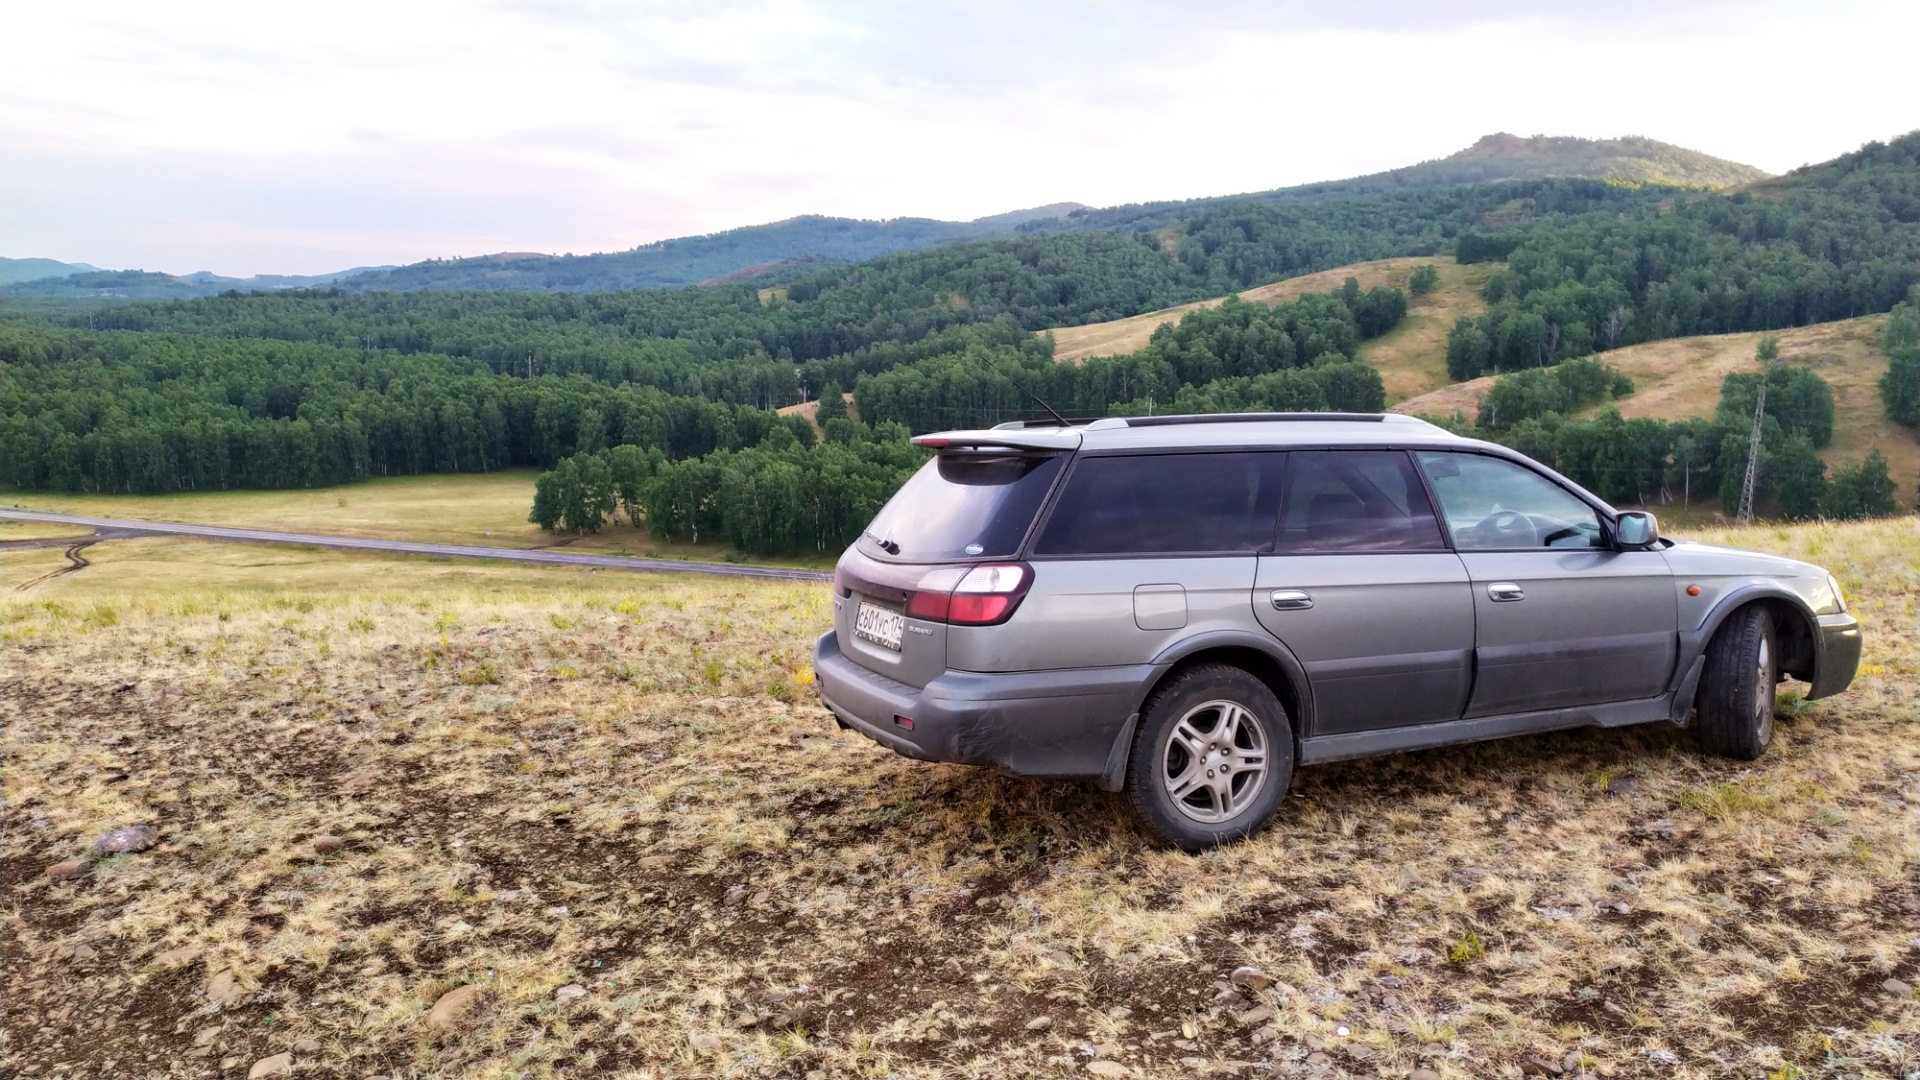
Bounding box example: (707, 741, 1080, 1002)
(1444, 133, 1918, 379)
(1460, 336, 1901, 520)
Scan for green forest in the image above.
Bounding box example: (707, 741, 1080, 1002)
(2, 132, 1914, 554)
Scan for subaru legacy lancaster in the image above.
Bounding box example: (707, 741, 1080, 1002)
(812, 413, 1862, 849)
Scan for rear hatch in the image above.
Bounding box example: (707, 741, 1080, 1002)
(834, 446, 1067, 687)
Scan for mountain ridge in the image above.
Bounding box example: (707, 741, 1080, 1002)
(3, 134, 1771, 301)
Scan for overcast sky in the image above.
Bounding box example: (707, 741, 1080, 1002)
(5, 1, 1915, 277)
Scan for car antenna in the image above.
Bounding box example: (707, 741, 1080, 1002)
(981, 354, 1072, 428)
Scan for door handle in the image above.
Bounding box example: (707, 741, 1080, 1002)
(1487, 582, 1525, 602)
(1269, 589, 1314, 610)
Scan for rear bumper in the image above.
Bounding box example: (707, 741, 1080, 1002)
(812, 630, 1149, 778)
(1807, 612, 1863, 700)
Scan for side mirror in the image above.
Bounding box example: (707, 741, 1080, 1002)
(1615, 511, 1658, 549)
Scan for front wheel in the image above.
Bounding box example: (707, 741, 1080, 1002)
(1695, 606, 1777, 760)
(1125, 664, 1294, 851)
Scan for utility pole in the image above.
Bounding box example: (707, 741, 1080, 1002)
(1734, 336, 1781, 526)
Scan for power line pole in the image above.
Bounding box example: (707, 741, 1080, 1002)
(1734, 336, 1781, 526)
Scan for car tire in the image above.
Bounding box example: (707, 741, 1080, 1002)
(1695, 605, 1777, 760)
(1124, 664, 1294, 851)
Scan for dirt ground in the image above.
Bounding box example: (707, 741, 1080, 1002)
(3, 520, 1916, 1079)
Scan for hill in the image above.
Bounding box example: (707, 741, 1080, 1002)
(0, 264, 392, 302)
(1379, 132, 1770, 190)
(0, 257, 102, 286)
(1393, 314, 1917, 505)
(4, 134, 1769, 302)
(1046, 254, 1495, 405)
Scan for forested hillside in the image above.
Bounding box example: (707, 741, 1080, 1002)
(3, 133, 1913, 554)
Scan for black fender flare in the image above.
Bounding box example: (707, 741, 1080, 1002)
(1094, 630, 1314, 793)
(1681, 583, 1823, 692)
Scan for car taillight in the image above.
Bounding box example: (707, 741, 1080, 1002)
(905, 563, 1031, 626)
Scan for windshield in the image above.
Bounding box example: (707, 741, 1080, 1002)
(862, 452, 1064, 561)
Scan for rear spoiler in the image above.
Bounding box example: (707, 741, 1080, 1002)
(911, 428, 1082, 451)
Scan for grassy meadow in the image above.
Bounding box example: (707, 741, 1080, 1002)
(1042, 256, 1489, 395)
(3, 517, 1915, 1079)
(2, 472, 836, 572)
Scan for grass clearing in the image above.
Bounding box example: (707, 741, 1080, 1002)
(2, 472, 835, 571)
(1392, 316, 1918, 505)
(4, 518, 1916, 1077)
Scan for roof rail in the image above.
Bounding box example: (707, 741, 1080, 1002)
(989, 418, 1097, 430)
(1121, 412, 1390, 428)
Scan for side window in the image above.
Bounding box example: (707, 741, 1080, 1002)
(1276, 451, 1447, 553)
(1034, 452, 1282, 556)
(1416, 451, 1604, 550)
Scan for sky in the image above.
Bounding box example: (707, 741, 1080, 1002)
(5, 1, 1916, 277)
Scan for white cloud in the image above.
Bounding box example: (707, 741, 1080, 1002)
(3, 0, 1913, 275)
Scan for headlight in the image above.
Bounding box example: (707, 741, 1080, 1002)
(1825, 573, 1848, 614)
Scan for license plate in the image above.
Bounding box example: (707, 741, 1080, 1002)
(854, 602, 905, 652)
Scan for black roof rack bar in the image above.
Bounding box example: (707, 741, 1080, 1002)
(1122, 412, 1387, 427)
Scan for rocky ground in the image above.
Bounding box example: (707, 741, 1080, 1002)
(2, 520, 1916, 1079)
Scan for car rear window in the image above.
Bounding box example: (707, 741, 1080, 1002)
(862, 452, 1065, 561)
(1034, 452, 1283, 556)
(1276, 451, 1447, 553)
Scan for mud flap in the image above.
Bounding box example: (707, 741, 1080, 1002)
(1669, 655, 1707, 726)
(1096, 712, 1140, 792)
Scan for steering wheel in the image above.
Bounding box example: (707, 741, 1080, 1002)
(1475, 509, 1538, 548)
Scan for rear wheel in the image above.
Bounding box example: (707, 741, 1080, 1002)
(1125, 664, 1293, 851)
(1695, 606, 1777, 760)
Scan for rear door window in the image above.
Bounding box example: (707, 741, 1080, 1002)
(862, 452, 1064, 561)
(1276, 450, 1447, 553)
(1034, 452, 1283, 556)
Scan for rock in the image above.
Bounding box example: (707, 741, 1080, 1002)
(1605, 777, 1638, 797)
(91, 825, 160, 857)
(1305, 1051, 1331, 1065)
(46, 859, 88, 881)
(1229, 965, 1270, 991)
(554, 984, 588, 1002)
(1563, 1051, 1583, 1072)
(425, 985, 484, 1031)
(193, 1026, 222, 1048)
(1884, 978, 1913, 996)
(1410, 1071, 1443, 1080)
(1421, 1044, 1446, 1056)
(1250, 1024, 1278, 1045)
(312, 836, 347, 856)
(1345, 1044, 1373, 1061)
(247, 1053, 293, 1079)
(1235, 1005, 1273, 1027)
(1086, 1062, 1130, 1078)
(1026, 1016, 1053, 1031)
(155, 945, 202, 967)
(724, 884, 749, 906)
(1374, 974, 1405, 990)
(1044, 948, 1076, 966)
(1521, 1057, 1565, 1076)
(688, 1032, 721, 1052)
(207, 971, 248, 1008)
(293, 1037, 321, 1054)
(72, 943, 97, 960)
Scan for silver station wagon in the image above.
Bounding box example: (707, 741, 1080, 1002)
(813, 413, 1863, 849)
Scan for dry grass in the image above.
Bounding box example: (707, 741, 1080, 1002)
(1042, 258, 1486, 374)
(776, 394, 859, 433)
(0, 519, 98, 543)
(1392, 316, 1918, 502)
(2, 473, 833, 571)
(4, 520, 1916, 1079)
